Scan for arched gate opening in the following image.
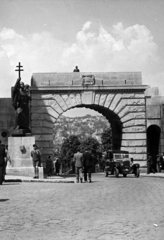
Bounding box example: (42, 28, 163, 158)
(72, 104, 122, 150)
(147, 125, 161, 169)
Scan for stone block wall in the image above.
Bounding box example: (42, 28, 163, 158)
(31, 72, 142, 87)
(145, 93, 164, 154)
(109, 93, 147, 164)
(31, 90, 147, 165)
(0, 98, 15, 145)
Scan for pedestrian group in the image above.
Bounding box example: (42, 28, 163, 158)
(73, 147, 93, 183)
(2, 138, 164, 183)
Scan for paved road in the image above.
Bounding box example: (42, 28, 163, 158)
(0, 173, 164, 240)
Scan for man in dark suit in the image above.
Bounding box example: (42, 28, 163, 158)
(55, 159, 60, 176)
(83, 150, 93, 183)
(73, 147, 83, 183)
(73, 66, 80, 72)
(147, 153, 155, 174)
(0, 140, 6, 184)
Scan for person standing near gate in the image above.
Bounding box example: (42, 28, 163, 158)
(55, 158, 60, 176)
(83, 149, 93, 183)
(73, 147, 83, 183)
(161, 153, 164, 170)
(31, 144, 41, 179)
(0, 140, 6, 184)
(46, 155, 54, 177)
(147, 153, 151, 174)
(147, 153, 155, 174)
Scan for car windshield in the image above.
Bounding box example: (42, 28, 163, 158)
(105, 151, 129, 160)
(114, 154, 129, 160)
(114, 154, 121, 159)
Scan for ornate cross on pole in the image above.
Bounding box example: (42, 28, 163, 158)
(15, 62, 24, 79)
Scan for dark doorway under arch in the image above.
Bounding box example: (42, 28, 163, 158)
(147, 125, 161, 170)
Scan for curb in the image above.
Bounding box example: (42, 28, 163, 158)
(4, 173, 164, 183)
(141, 174, 164, 179)
(4, 179, 75, 183)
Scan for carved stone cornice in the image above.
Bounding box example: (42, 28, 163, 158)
(30, 85, 148, 94)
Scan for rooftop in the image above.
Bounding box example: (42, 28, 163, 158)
(31, 72, 142, 87)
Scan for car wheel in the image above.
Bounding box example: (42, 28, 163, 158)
(135, 168, 140, 178)
(123, 173, 127, 177)
(114, 168, 119, 177)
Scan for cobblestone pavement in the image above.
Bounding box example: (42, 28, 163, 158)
(0, 173, 164, 240)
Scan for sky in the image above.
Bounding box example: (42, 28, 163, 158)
(0, 0, 164, 117)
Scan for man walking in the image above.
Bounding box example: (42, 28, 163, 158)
(73, 147, 83, 183)
(83, 150, 93, 183)
(0, 140, 6, 184)
(31, 144, 41, 179)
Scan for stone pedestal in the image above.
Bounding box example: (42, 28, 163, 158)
(6, 167, 43, 178)
(6, 136, 43, 178)
(11, 129, 31, 137)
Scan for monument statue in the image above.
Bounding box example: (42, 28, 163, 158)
(12, 78, 31, 130)
(12, 62, 31, 131)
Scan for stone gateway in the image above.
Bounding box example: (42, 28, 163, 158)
(29, 71, 163, 167)
(1, 71, 163, 176)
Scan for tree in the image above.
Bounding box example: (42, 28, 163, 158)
(60, 135, 80, 163)
(101, 127, 112, 152)
(80, 137, 100, 164)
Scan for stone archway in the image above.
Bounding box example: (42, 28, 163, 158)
(30, 85, 147, 165)
(147, 124, 161, 169)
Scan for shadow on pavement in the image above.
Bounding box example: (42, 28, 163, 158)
(5, 179, 22, 182)
(3, 182, 22, 185)
(60, 174, 76, 178)
(0, 199, 9, 202)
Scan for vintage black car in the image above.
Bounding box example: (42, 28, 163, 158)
(104, 150, 140, 178)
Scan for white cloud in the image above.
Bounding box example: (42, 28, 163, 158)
(1, 44, 16, 57)
(76, 21, 95, 43)
(82, 21, 91, 31)
(0, 27, 23, 40)
(0, 22, 162, 98)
